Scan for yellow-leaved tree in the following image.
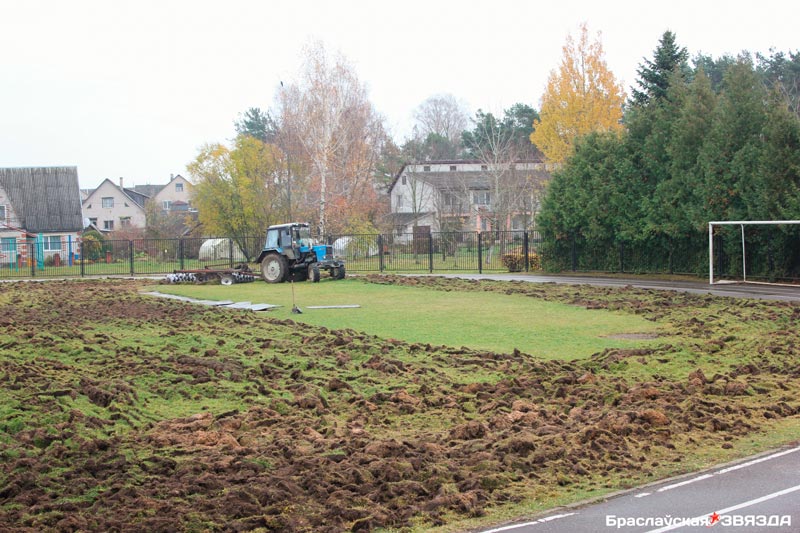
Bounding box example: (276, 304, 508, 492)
(188, 135, 286, 260)
(531, 23, 626, 163)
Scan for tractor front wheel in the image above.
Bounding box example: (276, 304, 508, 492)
(261, 254, 288, 283)
(308, 263, 321, 282)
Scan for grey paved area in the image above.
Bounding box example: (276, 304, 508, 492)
(479, 444, 800, 533)
(426, 273, 800, 302)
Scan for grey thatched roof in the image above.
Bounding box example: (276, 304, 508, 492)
(0, 167, 83, 233)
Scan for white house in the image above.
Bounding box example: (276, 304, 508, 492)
(152, 174, 194, 213)
(387, 159, 553, 236)
(82, 174, 194, 232)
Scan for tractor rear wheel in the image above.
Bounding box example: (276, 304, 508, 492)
(308, 263, 321, 282)
(261, 253, 288, 283)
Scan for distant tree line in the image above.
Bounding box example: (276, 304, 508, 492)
(538, 32, 800, 279)
(189, 30, 800, 279)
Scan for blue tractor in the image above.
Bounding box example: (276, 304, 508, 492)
(255, 222, 346, 283)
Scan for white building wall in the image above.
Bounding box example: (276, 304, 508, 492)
(152, 175, 194, 210)
(82, 180, 146, 230)
(391, 172, 438, 214)
(0, 183, 21, 230)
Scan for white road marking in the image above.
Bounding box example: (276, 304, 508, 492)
(656, 474, 713, 492)
(716, 445, 800, 475)
(645, 483, 800, 533)
(634, 492, 652, 498)
(481, 513, 577, 532)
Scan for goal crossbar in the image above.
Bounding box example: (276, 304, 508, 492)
(708, 220, 800, 284)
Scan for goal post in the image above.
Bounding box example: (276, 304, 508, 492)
(708, 220, 800, 285)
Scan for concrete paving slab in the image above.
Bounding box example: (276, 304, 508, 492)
(224, 301, 253, 309)
(246, 303, 281, 311)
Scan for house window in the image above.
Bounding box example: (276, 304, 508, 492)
(0, 205, 5, 222)
(89, 218, 97, 226)
(449, 165, 457, 171)
(103, 220, 114, 231)
(481, 165, 488, 171)
(443, 192, 458, 207)
(43, 235, 62, 251)
(102, 197, 114, 208)
(175, 182, 184, 192)
(162, 200, 172, 210)
(120, 217, 132, 228)
(395, 194, 404, 209)
(401, 175, 407, 185)
(473, 191, 491, 206)
(1, 237, 15, 253)
(423, 165, 431, 172)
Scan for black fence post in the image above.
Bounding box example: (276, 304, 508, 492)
(428, 234, 434, 273)
(477, 232, 483, 274)
(80, 239, 85, 277)
(30, 241, 36, 278)
(179, 238, 185, 270)
(229, 239, 234, 268)
(523, 231, 530, 272)
(378, 234, 384, 272)
(129, 241, 135, 276)
(619, 242, 625, 273)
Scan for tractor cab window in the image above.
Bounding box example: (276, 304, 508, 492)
(266, 229, 279, 249)
(295, 226, 312, 246)
(280, 229, 293, 248)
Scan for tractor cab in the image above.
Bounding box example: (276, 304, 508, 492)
(263, 223, 314, 261)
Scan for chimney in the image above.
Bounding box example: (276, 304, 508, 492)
(119, 177, 124, 189)
(170, 173, 174, 180)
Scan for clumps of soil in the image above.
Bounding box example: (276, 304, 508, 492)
(1, 278, 799, 532)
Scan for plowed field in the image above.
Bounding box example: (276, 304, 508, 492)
(1, 277, 799, 532)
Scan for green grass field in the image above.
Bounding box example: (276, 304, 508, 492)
(148, 277, 665, 359)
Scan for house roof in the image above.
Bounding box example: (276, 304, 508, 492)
(388, 159, 550, 193)
(388, 212, 434, 226)
(121, 187, 150, 208)
(130, 184, 164, 198)
(83, 178, 150, 210)
(0, 166, 83, 233)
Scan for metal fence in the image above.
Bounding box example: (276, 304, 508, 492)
(7, 229, 797, 281)
(0, 231, 540, 279)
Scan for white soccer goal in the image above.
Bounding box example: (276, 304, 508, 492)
(708, 220, 800, 285)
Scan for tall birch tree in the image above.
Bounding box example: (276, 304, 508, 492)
(275, 41, 386, 235)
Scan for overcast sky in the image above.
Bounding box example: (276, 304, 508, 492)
(1, 0, 797, 189)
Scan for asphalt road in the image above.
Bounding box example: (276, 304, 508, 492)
(432, 273, 800, 303)
(480, 445, 800, 533)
